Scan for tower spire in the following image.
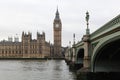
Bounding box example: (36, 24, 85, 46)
(56, 6, 59, 14)
(55, 7, 60, 20)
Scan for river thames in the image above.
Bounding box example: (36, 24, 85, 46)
(0, 60, 77, 80)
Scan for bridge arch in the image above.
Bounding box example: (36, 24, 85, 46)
(92, 34, 120, 72)
(76, 48, 84, 67)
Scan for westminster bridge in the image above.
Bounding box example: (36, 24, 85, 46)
(65, 13, 120, 72)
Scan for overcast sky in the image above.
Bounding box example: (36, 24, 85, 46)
(0, 0, 119, 46)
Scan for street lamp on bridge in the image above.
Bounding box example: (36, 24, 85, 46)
(86, 11, 90, 35)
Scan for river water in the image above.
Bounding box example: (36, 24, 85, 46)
(0, 60, 77, 80)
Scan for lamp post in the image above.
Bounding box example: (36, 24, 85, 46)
(86, 11, 90, 35)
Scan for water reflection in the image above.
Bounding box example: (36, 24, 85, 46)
(0, 60, 77, 80)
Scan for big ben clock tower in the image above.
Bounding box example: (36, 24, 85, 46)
(53, 9, 62, 57)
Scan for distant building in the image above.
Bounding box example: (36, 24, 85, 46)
(8, 37, 13, 42)
(0, 9, 64, 58)
(0, 32, 50, 58)
(14, 37, 19, 42)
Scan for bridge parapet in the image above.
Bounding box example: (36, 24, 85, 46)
(74, 41, 84, 48)
(91, 14, 120, 40)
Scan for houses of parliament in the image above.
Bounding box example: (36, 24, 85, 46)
(0, 9, 62, 58)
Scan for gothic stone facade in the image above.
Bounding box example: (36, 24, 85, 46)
(0, 32, 50, 58)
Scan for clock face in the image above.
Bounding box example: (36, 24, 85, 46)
(55, 24, 59, 28)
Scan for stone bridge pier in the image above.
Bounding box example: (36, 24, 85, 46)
(81, 34, 91, 72)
